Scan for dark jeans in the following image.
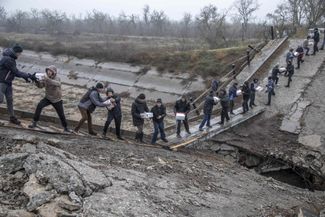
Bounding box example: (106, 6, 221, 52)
(287, 75, 293, 87)
(176, 118, 190, 135)
(221, 107, 230, 124)
(313, 41, 319, 54)
(33, 98, 67, 128)
(229, 100, 235, 113)
(151, 121, 166, 144)
(267, 91, 273, 105)
(242, 97, 249, 113)
(321, 39, 325, 50)
(272, 76, 279, 84)
(304, 47, 310, 55)
(0, 83, 14, 117)
(249, 92, 256, 107)
(297, 55, 303, 68)
(199, 114, 211, 129)
(103, 114, 122, 137)
(75, 106, 94, 133)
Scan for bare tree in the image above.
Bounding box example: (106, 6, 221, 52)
(267, 3, 290, 37)
(0, 6, 7, 25)
(287, 0, 305, 29)
(41, 10, 67, 34)
(302, 0, 325, 27)
(234, 0, 259, 40)
(150, 10, 168, 36)
(196, 5, 227, 48)
(6, 10, 28, 32)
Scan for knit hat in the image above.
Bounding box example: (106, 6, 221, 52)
(96, 82, 104, 89)
(138, 93, 146, 100)
(106, 87, 114, 94)
(156, 98, 162, 103)
(45, 65, 57, 76)
(12, 44, 23, 53)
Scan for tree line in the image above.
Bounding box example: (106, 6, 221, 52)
(0, 0, 324, 48)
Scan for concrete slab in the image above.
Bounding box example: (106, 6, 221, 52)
(298, 135, 322, 149)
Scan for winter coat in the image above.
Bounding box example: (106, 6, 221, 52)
(107, 94, 122, 118)
(78, 89, 106, 113)
(211, 79, 219, 92)
(220, 92, 229, 108)
(242, 84, 251, 100)
(272, 67, 280, 79)
(36, 66, 62, 103)
(174, 99, 190, 114)
(250, 82, 257, 93)
(151, 104, 166, 123)
(131, 97, 149, 126)
(313, 31, 320, 42)
(286, 51, 294, 63)
(228, 86, 237, 101)
(303, 39, 309, 48)
(266, 79, 274, 93)
(287, 64, 295, 77)
(0, 48, 30, 85)
(203, 94, 217, 115)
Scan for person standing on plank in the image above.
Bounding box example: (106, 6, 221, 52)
(74, 83, 107, 135)
(241, 81, 250, 114)
(174, 94, 191, 138)
(151, 98, 168, 145)
(29, 65, 70, 132)
(0, 44, 37, 125)
(102, 88, 123, 140)
(219, 89, 230, 125)
(131, 93, 149, 143)
(249, 78, 258, 108)
(199, 91, 217, 131)
(265, 77, 275, 106)
(228, 82, 238, 115)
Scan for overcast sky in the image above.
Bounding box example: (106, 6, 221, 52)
(1, 0, 282, 21)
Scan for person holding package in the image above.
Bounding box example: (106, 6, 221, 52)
(151, 98, 168, 145)
(174, 94, 191, 138)
(102, 88, 123, 140)
(295, 46, 304, 69)
(74, 82, 107, 135)
(29, 65, 70, 132)
(131, 93, 149, 143)
(0, 44, 37, 125)
(303, 36, 311, 56)
(199, 91, 217, 131)
(218, 89, 230, 125)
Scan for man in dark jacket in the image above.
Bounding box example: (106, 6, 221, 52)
(219, 89, 230, 125)
(241, 81, 250, 114)
(151, 98, 168, 145)
(286, 48, 294, 64)
(296, 46, 304, 69)
(131, 93, 149, 143)
(102, 88, 123, 140)
(174, 95, 191, 138)
(272, 64, 280, 84)
(0, 44, 36, 125)
(285, 61, 295, 88)
(312, 28, 320, 55)
(199, 91, 217, 131)
(74, 83, 107, 135)
(249, 78, 258, 108)
(266, 77, 275, 105)
(228, 83, 238, 114)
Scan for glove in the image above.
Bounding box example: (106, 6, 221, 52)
(29, 73, 38, 82)
(24, 77, 31, 83)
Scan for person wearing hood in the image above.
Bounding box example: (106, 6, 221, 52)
(312, 28, 320, 55)
(271, 64, 280, 84)
(285, 61, 295, 88)
(296, 46, 304, 69)
(174, 94, 191, 138)
(102, 88, 123, 140)
(218, 89, 230, 125)
(241, 81, 251, 114)
(286, 48, 294, 64)
(29, 65, 70, 132)
(228, 82, 238, 115)
(0, 44, 37, 125)
(199, 91, 217, 131)
(151, 98, 168, 145)
(74, 82, 107, 135)
(266, 77, 275, 106)
(131, 93, 149, 143)
(249, 78, 258, 108)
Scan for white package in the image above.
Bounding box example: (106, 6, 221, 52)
(256, 86, 263, 92)
(140, 112, 153, 119)
(35, 73, 46, 80)
(176, 113, 186, 121)
(294, 52, 299, 56)
(236, 90, 242, 95)
(213, 97, 220, 103)
(279, 67, 287, 73)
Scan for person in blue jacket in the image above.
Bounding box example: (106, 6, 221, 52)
(0, 44, 37, 125)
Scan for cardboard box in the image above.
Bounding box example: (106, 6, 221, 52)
(176, 113, 186, 121)
(140, 112, 153, 119)
(213, 97, 220, 103)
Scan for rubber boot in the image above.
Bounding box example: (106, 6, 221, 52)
(10, 116, 21, 125)
(139, 133, 144, 143)
(28, 121, 37, 129)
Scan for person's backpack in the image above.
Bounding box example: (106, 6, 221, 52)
(80, 88, 95, 103)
